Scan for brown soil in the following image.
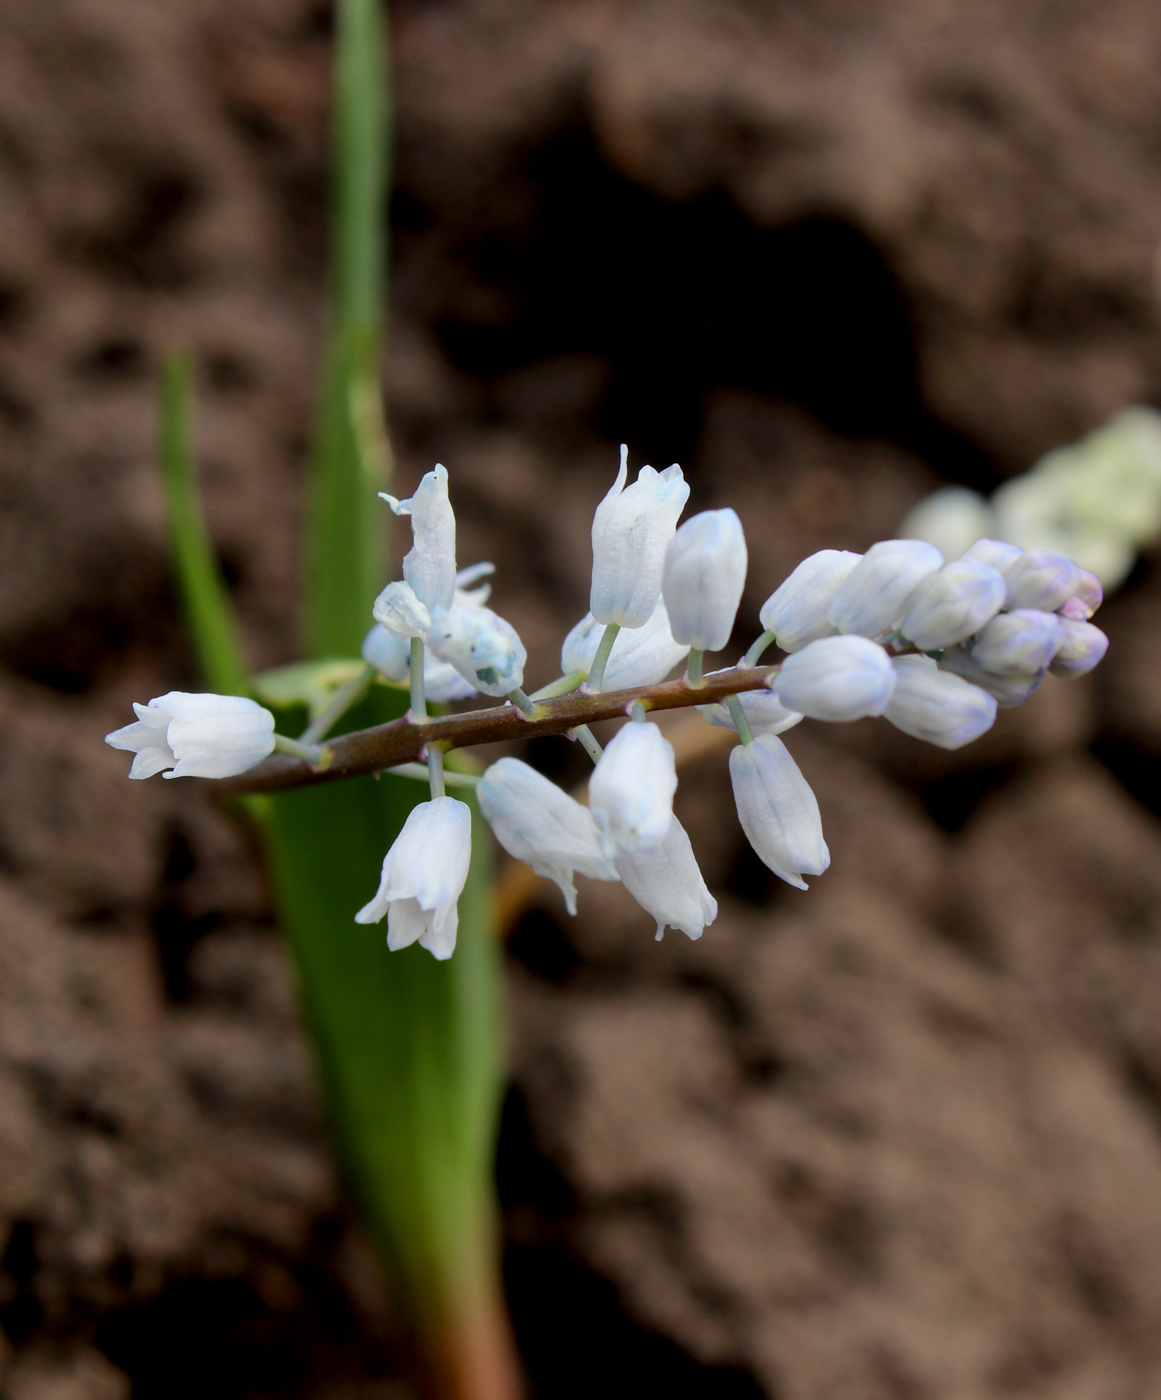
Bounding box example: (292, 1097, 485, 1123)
(3, 0, 1161, 1396)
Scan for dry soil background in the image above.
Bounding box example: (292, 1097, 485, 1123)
(4, 1, 1161, 1397)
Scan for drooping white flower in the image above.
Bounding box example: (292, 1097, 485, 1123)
(758, 549, 862, 652)
(361, 625, 477, 703)
(698, 689, 803, 738)
(883, 655, 998, 749)
(426, 601, 527, 697)
(772, 635, 896, 721)
(1002, 548, 1082, 613)
(969, 609, 1062, 675)
(588, 720, 677, 858)
(477, 758, 616, 915)
(826, 539, 944, 637)
(661, 508, 747, 651)
(381, 464, 457, 614)
(105, 692, 275, 780)
(616, 817, 718, 941)
(590, 449, 690, 628)
(1048, 619, 1109, 677)
(354, 795, 471, 960)
(371, 580, 431, 639)
(938, 646, 1045, 708)
(900, 557, 1007, 651)
(729, 734, 829, 890)
(561, 598, 689, 689)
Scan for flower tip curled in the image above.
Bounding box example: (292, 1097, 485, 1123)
(105, 692, 275, 780)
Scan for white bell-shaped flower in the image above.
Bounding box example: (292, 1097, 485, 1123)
(883, 656, 997, 749)
(361, 625, 477, 703)
(900, 557, 1006, 650)
(381, 464, 457, 614)
(561, 598, 689, 689)
(588, 720, 677, 858)
(826, 539, 944, 637)
(729, 734, 829, 890)
(590, 449, 690, 628)
(661, 508, 747, 651)
(106, 692, 275, 780)
(698, 689, 803, 738)
(1048, 619, 1109, 677)
(477, 758, 616, 916)
(616, 816, 718, 941)
(969, 609, 1062, 675)
(371, 580, 431, 639)
(1002, 548, 1082, 612)
(772, 635, 896, 721)
(354, 795, 471, 961)
(938, 646, 1045, 708)
(962, 537, 1026, 575)
(426, 601, 527, 697)
(758, 549, 862, 652)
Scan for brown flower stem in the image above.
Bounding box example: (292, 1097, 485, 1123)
(221, 662, 781, 797)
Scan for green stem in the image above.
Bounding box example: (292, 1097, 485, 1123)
(386, 762, 478, 788)
(274, 733, 331, 766)
(301, 662, 376, 744)
(744, 629, 777, 668)
(427, 746, 445, 798)
(410, 637, 427, 721)
(573, 724, 604, 764)
(530, 670, 587, 701)
(506, 687, 538, 718)
(686, 648, 704, 685)
(587, 623, 621, 693)
(726, 695, 755, 745)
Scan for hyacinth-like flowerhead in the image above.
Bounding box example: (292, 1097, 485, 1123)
(1049, 618, 1109, 677)
(615, 816, 718, 941)
(938, 645, 1045, 708)
(883, 656, 997, 750)
(477, 758, 616, 916)
(900, 557, 1007, 651)
(773, 634, 896, 721)
(106, 692, 275, 780)
(381, 464, 457, 614)
(698, 689, 803, 738)
(371, 580, 432, 639)
(729, 734, 829, 890)
(826, 539, 944, 638)
(588, 720, 677, 858)
(758, 549, 862, 652)
(661, 508, 747, 652)
(561, 598, 689, 689)
(426, 601, 527, 697)
(590, 448, 690, 628)
(354, 795, 472, 960)
(969, 608, 1062, 675)
(361, 625, 477, 703)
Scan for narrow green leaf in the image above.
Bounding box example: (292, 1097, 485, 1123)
(159, 351, 249, 696)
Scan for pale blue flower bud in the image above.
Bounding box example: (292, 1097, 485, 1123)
(883, 656, 997, 749)
(758, 549, 862, 652)
(1059, 569, 1103, 621)
(969, 608, 1062, 675)
(427, 601, 527, 697)
(615, 817, 718, 941)
(361, 625, 477, 702)
(561, 599, 689, 689)
(381, 464, 457, 613)
(590, 450, 690, 628)
(1002, 548, 1082, 612)
(371, 580, 431, 639)
(661, 508, 747, 651)
(773, 635, 896, 721)
(698, 690, 803, 738)
(106, 692, 275, 780)
(589, 720, 677, 858)
(937, 646, 1044, 708)
(900, 557, 1006, 650)
(354, 795, 472, 960)
(1048, 619, 1109, 678)
(962, 538, 1026, 574)
(477, 758, 616, 916)
(729, 734, 829, 890)
(826, 539, 944, 637)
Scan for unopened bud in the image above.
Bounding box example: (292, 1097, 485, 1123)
(962, 538, 1025, 575)
(589, 721, 677, 858)
(1002, 549, 1082, 612)
(662, 508, 747, 651)
(900, 557, 1006, 650)
(773, 635, 896, 721)
(884, 656, 997, 749)
(729, 734, 829, 890)
(1048, 619, 1109, 678)
(969, 609, 1062, 675)
(1059, 569, 1103, 621)
(826, 539, 943, 637)
(758, 549, 862, 652)
(938, 646, 1044, 708)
